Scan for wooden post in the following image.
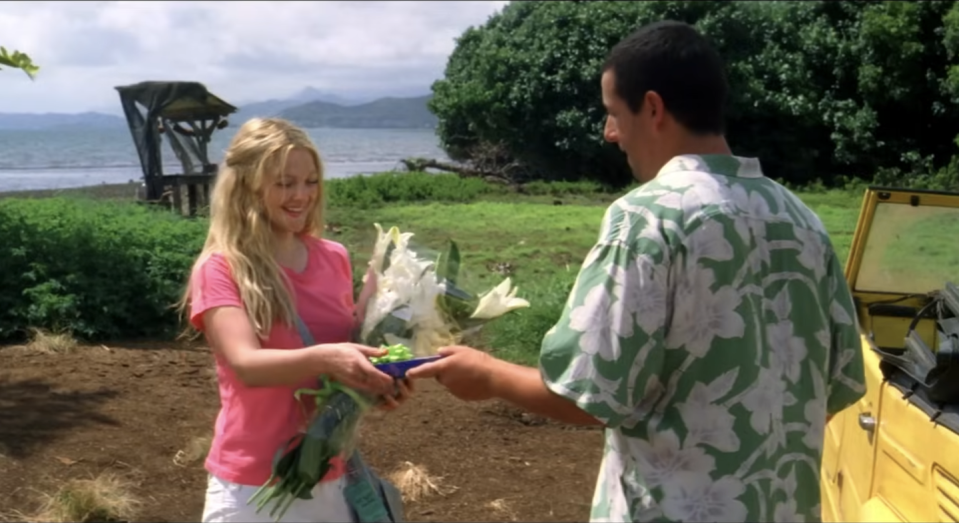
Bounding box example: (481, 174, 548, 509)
(171, 178, 183, 215)
(187, 183, 199, 217)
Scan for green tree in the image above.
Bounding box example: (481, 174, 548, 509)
(846, 1, 958, 180)
(0, 46, 39, 79)
(430, 1, 850, 187)
(430, 1, 959, 189)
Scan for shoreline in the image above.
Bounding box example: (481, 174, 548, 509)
(0, 181, 141, 200)
(0, 166, 464, 201)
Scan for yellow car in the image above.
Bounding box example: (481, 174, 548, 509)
(821, 187, 959, 522)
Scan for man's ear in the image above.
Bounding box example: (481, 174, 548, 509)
(644, 91, 666, 129)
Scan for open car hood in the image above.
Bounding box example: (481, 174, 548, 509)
(845, 187, 959, 297)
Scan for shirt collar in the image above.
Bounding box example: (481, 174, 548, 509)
(656, 154, 764, 180)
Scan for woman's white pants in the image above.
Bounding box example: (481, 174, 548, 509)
(201, 474, 354, 523)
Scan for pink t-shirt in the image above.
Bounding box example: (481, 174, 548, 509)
(188, 236, 355, 487)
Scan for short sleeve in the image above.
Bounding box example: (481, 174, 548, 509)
(189, 254, 244, 332)
(824, 252, 867, 415)
(327, 239, 354, 283)
(539, 204, 669, 429)
(315, 238, 355, 309)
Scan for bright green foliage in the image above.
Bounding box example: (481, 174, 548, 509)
(325, 171, 501, 208)
(0, 46, 39, 79)
(430, 1, 959, 190)
(0, 197, 207, 340)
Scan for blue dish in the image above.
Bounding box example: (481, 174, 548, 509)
(374, 355, 444, 378)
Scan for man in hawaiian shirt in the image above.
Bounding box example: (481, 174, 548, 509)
(407, 20, 866, 523)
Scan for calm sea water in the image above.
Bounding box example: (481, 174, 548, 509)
(0, 127, 449, 192)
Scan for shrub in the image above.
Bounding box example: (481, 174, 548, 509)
(0, 197, 207, 341)
(325, 171, 501, 207)
(521, 179, 612, 196)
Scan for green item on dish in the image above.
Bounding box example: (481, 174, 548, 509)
(369, 343, 414, 364)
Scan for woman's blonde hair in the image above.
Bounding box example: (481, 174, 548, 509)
(179, 117, 324, 338)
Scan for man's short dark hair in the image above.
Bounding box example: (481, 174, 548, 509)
(602, 20, 728, 135)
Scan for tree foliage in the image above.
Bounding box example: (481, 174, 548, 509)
(0, 46, 39, 79)
(430, 1, 959, 189)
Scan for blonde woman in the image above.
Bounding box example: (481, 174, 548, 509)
(180, 118, 411, 522)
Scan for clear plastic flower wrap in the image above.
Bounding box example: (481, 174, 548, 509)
(249, 378, 375, 522)
(356, 223, 531, 358)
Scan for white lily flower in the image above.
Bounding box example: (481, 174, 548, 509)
(359, 224, 532, 357)
(470, 277, 531, 320)
(360, 225, 453, 356)
(367, 223, 414, 277)
(368, 224, 391, 277)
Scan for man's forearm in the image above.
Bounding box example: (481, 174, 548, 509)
(488, 359, 603, 426)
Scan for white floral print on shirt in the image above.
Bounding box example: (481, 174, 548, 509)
(539, 154, 867, 522)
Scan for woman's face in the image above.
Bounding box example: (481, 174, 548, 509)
(262, 147, 320, 236)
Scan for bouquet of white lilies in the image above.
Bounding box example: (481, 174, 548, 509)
(250, 224, 530, 522)
(357, 223, 531, 357)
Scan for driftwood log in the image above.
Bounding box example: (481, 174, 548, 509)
(400, 157, 517, 188)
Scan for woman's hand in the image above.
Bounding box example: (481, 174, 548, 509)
(377, 378, 415, 411)
(314, 343, 395, 396)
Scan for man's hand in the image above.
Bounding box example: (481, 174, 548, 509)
(409, 345, 601, 426)
(405, 345, 498, 401)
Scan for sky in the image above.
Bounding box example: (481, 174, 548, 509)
(0, 0, 509, 114)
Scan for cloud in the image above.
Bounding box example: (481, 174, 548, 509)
(0, 0, 508, 113)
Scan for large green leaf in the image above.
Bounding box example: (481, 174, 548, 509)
(0, 46, 39, 79)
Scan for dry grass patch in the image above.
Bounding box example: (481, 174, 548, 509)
(173, 435, 212, 467)
(386, 461, 456, 503)
(25, 328, 78, 355)
(487, 498, 518, 521)
(13, 471, 140, 523)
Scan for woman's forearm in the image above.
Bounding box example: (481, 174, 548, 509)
(229, 345, 324, 388)
(204, 307, 328, 388)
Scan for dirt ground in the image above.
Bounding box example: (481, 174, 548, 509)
(0, 341, 602, 522)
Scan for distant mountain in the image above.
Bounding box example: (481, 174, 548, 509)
(0, 88, 436, 131)
(277, 95, 437, 129)
(286, 87, 370, 106)
(228, 99, 306, 125)
(228, 87, 376, 125)
(0, 111, 125, 130)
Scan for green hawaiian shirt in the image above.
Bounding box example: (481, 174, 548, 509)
(539, 154, 867, 523)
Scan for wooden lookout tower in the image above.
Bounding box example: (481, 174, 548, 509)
(115, 81, 237, 217)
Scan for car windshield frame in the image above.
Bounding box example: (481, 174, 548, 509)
(850, 187, 959, 296)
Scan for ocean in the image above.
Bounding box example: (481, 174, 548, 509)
(0, 127, 449, 192)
